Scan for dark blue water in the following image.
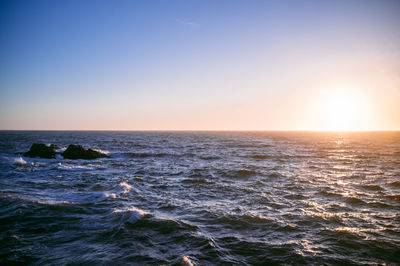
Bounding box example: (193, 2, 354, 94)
(1, 131, 399, 265)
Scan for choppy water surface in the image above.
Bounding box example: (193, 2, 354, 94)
(1, 131, 399, 265)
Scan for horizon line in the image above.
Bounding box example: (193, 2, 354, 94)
(1, 129, 399, 133)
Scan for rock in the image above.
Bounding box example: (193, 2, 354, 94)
(23, 143, 109, 160)
(23, 143, 56, 159)
(62, 144, 109, 159)
(49, 144, 60, 150)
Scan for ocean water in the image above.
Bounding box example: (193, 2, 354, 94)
(0, 131, 399, 265)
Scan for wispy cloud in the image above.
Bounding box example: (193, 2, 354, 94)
(175, 18, 200, 27)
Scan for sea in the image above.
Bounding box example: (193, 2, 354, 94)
(0, 131, 399, 265)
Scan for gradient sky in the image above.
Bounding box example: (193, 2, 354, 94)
(1, 0, 399, 130)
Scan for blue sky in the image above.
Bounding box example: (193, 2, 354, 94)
(1, 0, 399, 130)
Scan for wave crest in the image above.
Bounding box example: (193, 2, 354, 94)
(113, 206, 149, 223)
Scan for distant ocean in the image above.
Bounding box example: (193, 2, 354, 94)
(1, 131, 399, 265)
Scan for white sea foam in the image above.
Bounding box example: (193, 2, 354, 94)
(57, 162, 95, 170)
(181, 256, 194, 266)
(37, 200, 73, 206)
(104, 192, 117, 198)
(119, 181, 132, 194)
(12, 156, 34, 166)
(0, 193, 72, 206)
(55, 147, 66, 153)
(93, 148, 110, 155)
(103, 181, 132, 198)
(13, 157, 27, 165)
(113, 206, 149, 223)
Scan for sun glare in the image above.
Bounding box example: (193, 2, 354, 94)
(317, 89, 365, 131)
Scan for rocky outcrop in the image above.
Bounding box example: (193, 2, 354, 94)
(23, 143, 56, 159)
(62, 144, 109, 159)
(49, 144, 60, 150)
(23, 143, 109, 160)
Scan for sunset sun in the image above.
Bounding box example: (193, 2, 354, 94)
(318, 89, 365, 131)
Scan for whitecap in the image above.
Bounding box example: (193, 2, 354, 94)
(181, 256, 195, 266)
(102, 181, 133, 199)
(104, 192, 117, 198)
(113, 206, 149, 223)
(92, 148, 110, 155)
(13, 157, 27, 165)
(55, 147, 66, 153)
(119, 181, 132, 194)
(57, 162, 95, 170)
(37, 200, 73, 206)
(11, 156, 35, 166)
(0, 193, 72, 206)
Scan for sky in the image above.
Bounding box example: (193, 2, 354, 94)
(0, 0, 399, 130)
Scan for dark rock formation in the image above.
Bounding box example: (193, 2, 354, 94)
(23, 143, 109, 160)
(49, 144, 60, 150)
(23, 143, 56, 159)
(62, 145, 109, 159)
